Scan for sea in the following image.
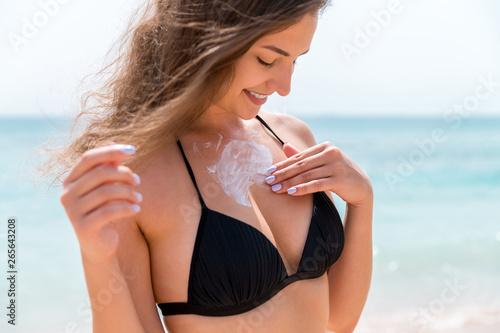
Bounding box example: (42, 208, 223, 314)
(0, 115, 499, 333)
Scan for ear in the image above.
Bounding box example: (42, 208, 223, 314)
(283, 142, 301, 158)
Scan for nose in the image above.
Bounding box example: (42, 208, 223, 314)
(267, 63, 294, 97)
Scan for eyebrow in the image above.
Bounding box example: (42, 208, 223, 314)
(261, 45, 310, 57)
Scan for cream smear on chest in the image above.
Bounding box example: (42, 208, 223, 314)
(207, 131, 273, 207)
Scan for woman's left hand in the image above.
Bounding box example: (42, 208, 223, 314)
(266, 142, 373, 207)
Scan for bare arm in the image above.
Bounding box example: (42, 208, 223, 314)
(60, 144, 163, 332)
(81, 255, 147, 333)
(80, 212, 166, 333)
(113, 214, 167, 333)
(326, 198, 373, 332)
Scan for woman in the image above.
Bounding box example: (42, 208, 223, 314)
(52, 0, 373, 332)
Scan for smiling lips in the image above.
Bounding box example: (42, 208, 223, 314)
(244, 89, 270, 106)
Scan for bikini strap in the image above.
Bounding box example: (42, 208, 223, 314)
(177, 140, 207, 208)
(255, 115, 285, 145)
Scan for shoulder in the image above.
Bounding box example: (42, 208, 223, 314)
(258, 110, 317, 150)
(131, 140, 189, 237)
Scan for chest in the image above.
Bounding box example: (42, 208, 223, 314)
(148, 177, 316, 303)
(142, 136, 332, 304)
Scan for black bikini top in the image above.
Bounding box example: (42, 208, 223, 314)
(157, 115, 344, 317)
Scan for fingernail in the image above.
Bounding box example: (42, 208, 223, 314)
(287, 187, 297, 195)
(135, 192, 143, 202)
(131, 204, 141, 212)
(265, 175, 275, 184)
(122, 145, 136, 154)
(271, 184, 282, 192)
(267, 166, 277, 175)
(133, 173, 141, 184)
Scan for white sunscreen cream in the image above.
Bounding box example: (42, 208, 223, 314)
(208, 132, 273, 207)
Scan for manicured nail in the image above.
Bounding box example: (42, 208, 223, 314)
(122, 145, 136, 154)
(133, 173, 141, 184)
(131, 204, 141, 212)
(135, 192, 143, 202)
(271, 184, 282, 192)
(267, 166, 277, 175)
(287, 187, 297, 194)
(265, 175, 275, 184)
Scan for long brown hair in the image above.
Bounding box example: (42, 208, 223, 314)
(37, 0, 330, 188)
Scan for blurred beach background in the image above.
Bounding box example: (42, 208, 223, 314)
(0, 116, 499, 333)
(1, 0, 500, 332)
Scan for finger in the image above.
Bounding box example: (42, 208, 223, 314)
(76, 201, 140, 236)
(283, 142, 301, 158)
(77, 184, 142, 217)
(266, 155, 325, 186)
(267, 167, 332, 194)
(63, 144, 136, 185)
(286, 178, 331, 196)
(270, 143, 329, 173)
(103, 142, 120, 167)
(269, 168, 331, 194)
(72, 165, 140, 198)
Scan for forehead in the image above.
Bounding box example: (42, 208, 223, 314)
(252, 13, 319, 53)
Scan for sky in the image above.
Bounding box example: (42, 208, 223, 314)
(0, 0, 499, 118)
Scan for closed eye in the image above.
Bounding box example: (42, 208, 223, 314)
(257, 57, 275, 68)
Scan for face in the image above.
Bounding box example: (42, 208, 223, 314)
(210, 13, 319, 120)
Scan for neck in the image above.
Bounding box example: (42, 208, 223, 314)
(189, 105, 249, 137)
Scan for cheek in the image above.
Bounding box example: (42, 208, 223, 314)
(233, 57, 265, 90)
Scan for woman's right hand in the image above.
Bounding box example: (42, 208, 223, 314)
(60, 143, 142, 264)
